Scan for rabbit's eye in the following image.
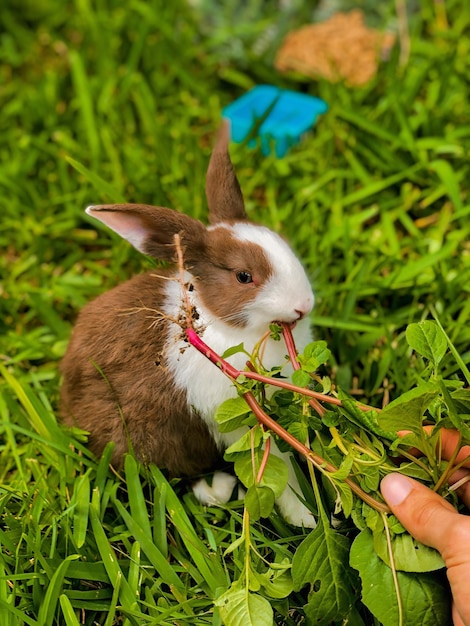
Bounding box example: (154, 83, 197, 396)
(236, 271, 253, 284)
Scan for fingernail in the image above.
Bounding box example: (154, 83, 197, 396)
(381, 473, 414, 506)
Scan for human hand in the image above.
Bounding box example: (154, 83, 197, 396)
(381, 430, 470, 626)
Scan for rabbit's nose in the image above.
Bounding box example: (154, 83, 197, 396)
(295, 294, 314, 320)
(294, 300, 313, 320)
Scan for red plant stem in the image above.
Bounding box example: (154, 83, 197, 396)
(256, 433, 271, 484)
(188, 332, 352, 406)
(186, 328, 377, 411)
(186, 328, 240, 379)
(280, 322, 326, 417)
(281, 322, 301, 369)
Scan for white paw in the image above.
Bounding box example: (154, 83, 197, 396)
(276, 489, 317, 529)
(192, 471, 238, 505)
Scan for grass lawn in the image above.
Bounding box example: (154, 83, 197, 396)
(1, 0, 469, 624)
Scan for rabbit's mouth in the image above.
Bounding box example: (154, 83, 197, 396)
(273, 320, 297, 329)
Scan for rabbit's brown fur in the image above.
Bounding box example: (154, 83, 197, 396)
(60, 271, 221, 474)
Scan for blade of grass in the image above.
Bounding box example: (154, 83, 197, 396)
(65, 156, 127, 203)
(0, 366, 64, 464)
(152, 479, 168, 558)
(124, 455, 153, 541)
(149, 465, 228, 597)
(127, 541, 141, 607)
(431, 309, 470, 385)
(72, 471, 91, 549)
(429, 159, 464, 211)
(339, 164, 422, 208)
(68, 50, 101, 162)
(103, 573, 121, 626)
(111, 496, 185, 593)
(58, 594, 81, 626)
(89, 488, 137, 610)
(37, 555, 79, 626)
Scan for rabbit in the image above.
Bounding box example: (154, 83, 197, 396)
(60, 121, 316, 527)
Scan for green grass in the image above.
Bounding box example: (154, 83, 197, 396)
(1, 0, 469, 623)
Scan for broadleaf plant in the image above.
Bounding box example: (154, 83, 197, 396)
(185, 313, 470, 626)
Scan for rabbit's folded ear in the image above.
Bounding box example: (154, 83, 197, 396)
(206, 120, 247, 224)
(86, 204, 206, 261)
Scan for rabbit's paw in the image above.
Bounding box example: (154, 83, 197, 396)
(276, 489, 317, 529)
(192, 471, 238, 505)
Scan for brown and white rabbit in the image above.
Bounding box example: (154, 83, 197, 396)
(60, 122, 316, 527)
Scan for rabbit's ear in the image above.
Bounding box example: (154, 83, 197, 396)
(86, 204, 206, 261)
(205, 120, 247, 224)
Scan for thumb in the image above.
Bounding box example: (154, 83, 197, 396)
(380, 473, 463, 555)
(381, 473, 470, 626)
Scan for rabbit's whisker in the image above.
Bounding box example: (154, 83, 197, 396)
(117, 305, 180, 330)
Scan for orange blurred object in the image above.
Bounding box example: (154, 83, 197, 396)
(275, 10, 396, 86)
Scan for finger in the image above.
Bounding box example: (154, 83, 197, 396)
(381, 473, 470, 625)
(448, 469, 470, 509)
(397, 427, 470, 468)
(453, 603, 467, 626)
(438, 429, 470, 468)
(380, 473, 468, 554)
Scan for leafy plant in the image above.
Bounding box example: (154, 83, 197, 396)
(184, 316, 469, 625)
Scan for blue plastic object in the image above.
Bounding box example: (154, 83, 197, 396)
(222, 85, 328, 157)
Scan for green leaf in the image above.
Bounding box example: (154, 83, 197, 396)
(298, 341, 331, 371)
(245, 485, 275, 520)
(332, 480, 354, 518)
(215, 397, 253, 433)
(377, 381, 440, 435)
(322, 410, 341, 427)
(406, 321, 447, 367)
(373, 530, 445, 572)
(350, 529, 451, 626)
(359, 466, 380, 493)
(234, 449, 288, 498)
(253, 562, 294, 599)
(292, 514, 357, 625)
(285, 419, 309, 445)
(225, 427, 263, 459)
(291, 369, 310, 388)
(221, 343, 248, 359)
(215, 586, 273, 626)
(328, 452, 355, 481)
(339, 390, 396, 439)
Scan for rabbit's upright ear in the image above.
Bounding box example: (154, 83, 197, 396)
(205, 120, 247, 224)
(86, 204, 206, 262)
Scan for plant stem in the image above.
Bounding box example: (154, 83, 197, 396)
(382, 511, 404, 626)
(433, 429, 463, 493)
(280, 322, 326, 416)
(256, 433, 271, 484)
